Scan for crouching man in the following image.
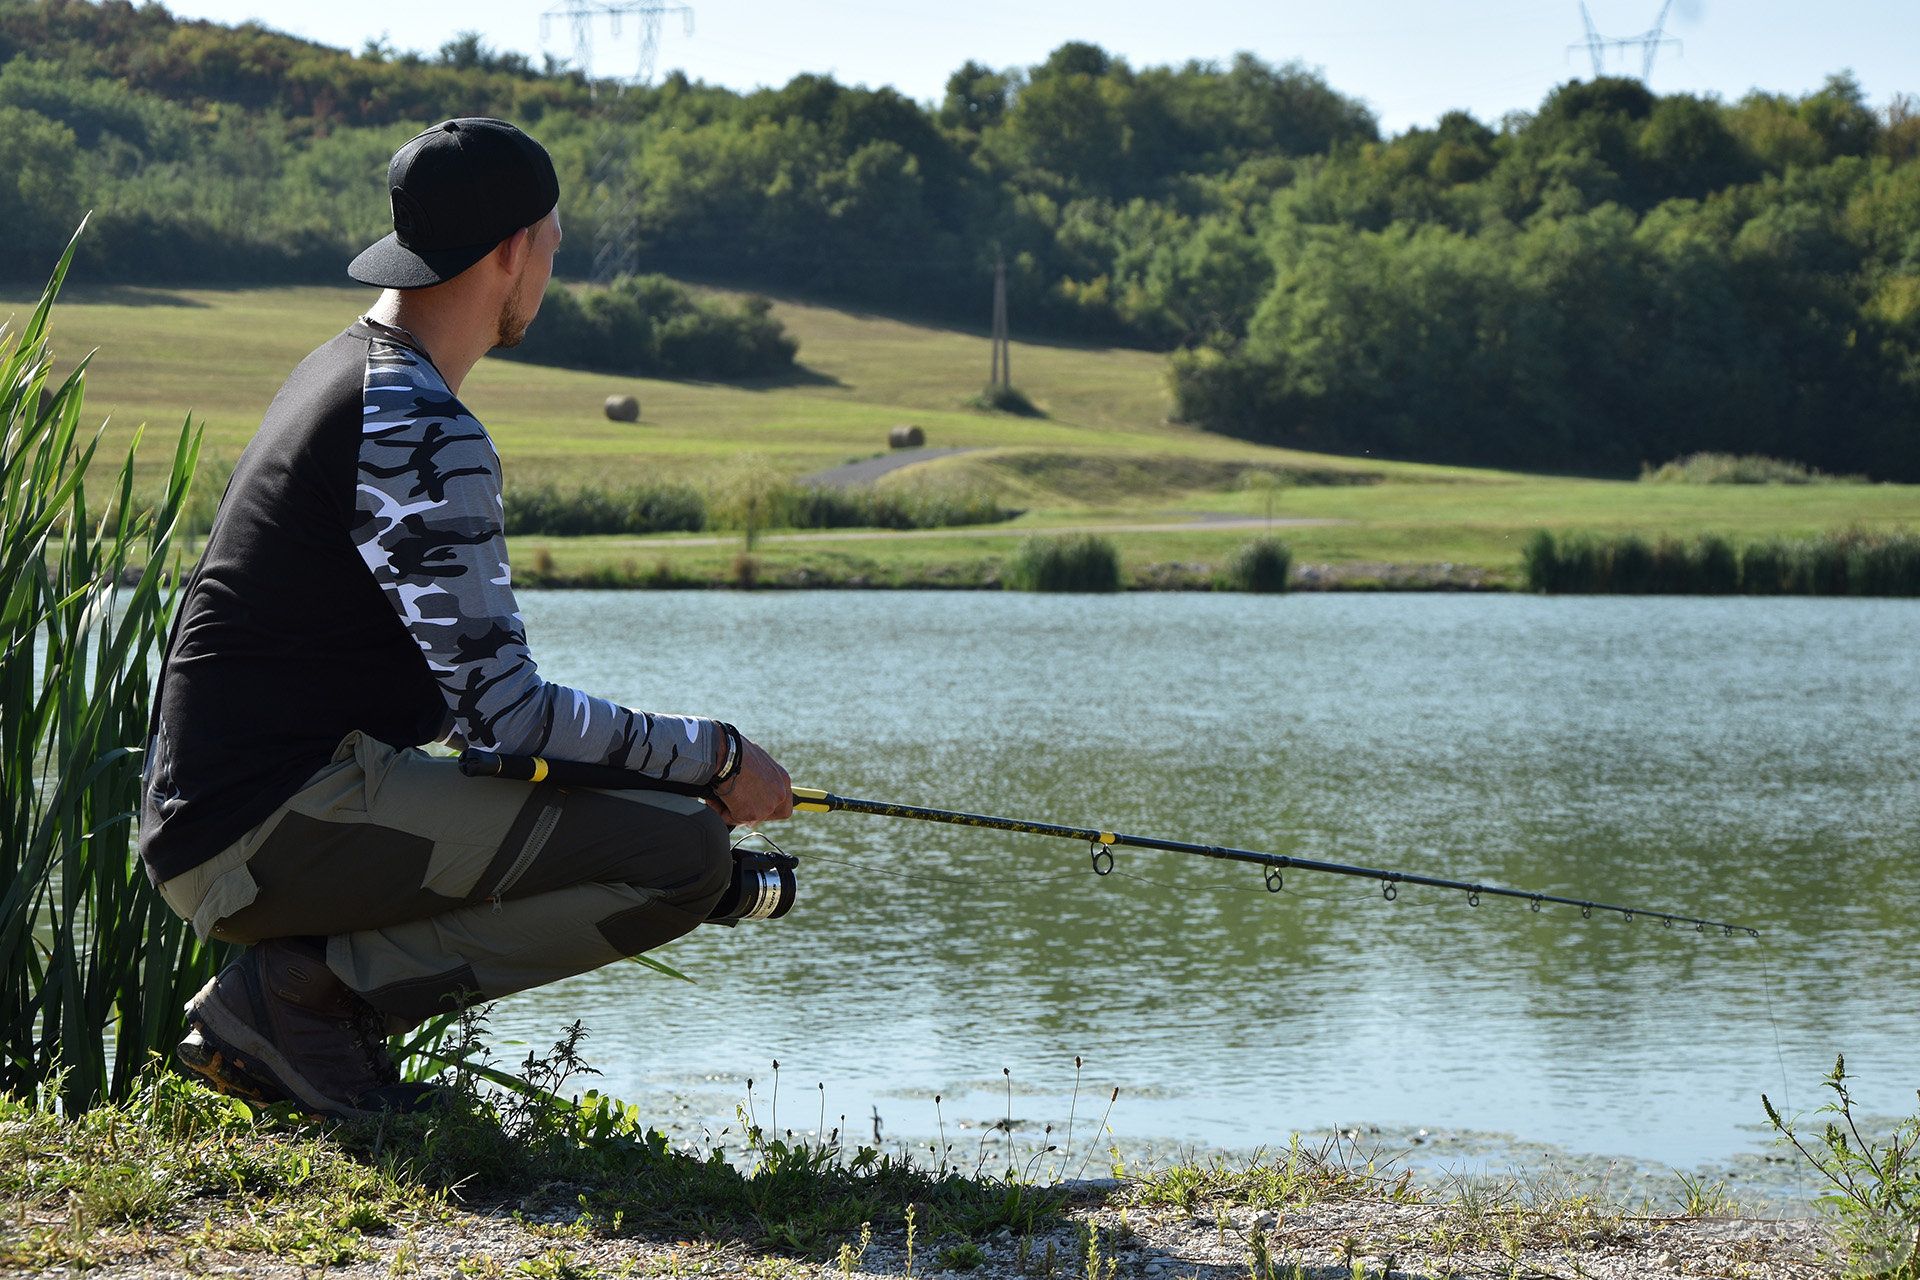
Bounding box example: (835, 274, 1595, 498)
(139, 117, 792, 1117)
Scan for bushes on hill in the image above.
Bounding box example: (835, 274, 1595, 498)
(502, 277, 798, 380)
(1639, 453, 1863, 484)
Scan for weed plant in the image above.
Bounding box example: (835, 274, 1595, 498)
(1766, 1055, 1920, 1279)
(1220, 537, 1292, 592)
(1641, 452, 1862, 484)
(1525, 528, 1920, 595)
(506, 480, 1013, 538)
(0, 225, 220, 1112)
(1004, 534, 1122, 592)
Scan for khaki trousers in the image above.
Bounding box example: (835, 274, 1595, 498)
(158, 731, 732, 1026)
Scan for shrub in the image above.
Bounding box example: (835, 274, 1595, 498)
(1004, 534, 1122, 592)
(1220, 537, 1292, 592)
(1641, 453, 1862, 484)
(502, 276, 797, 381)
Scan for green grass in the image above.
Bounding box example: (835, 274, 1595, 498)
(10, 281, 1919, 585)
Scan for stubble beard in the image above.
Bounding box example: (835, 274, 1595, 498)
(494, 271, 533, 349)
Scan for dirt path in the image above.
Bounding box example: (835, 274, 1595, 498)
(580, 516, 1346, 550)
(802, 447, 979, 488)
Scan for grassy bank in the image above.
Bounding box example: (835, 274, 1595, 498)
(10, 282, 1920, 589)
(0, 1064, 1830, 1280)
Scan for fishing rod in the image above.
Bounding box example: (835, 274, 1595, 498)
(458, 748, 1759, 938)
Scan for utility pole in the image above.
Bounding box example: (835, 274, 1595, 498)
(541, 1, 693, 283)
(988, 250, 1010, 391)
(1567, 1, 1680, 81)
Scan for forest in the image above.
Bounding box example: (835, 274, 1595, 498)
(1, 0, 1914, 476)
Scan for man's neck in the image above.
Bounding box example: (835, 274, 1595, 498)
(363, 289, 491, 396)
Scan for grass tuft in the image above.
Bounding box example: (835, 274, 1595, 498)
(1219, 537, 1292, 592)
(1004, 534, 1122, 592)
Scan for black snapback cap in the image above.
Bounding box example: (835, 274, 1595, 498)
(348, 117, 560, 289)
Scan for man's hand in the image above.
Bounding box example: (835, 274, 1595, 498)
(710, 734, 793, 827)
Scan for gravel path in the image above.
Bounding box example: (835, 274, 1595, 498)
(803, 447, 979, 488)
(36, 1185, 1829, 1280)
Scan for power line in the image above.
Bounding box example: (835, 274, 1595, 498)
(1568, 1, 1681, 82)
(541, 1, 695, 283)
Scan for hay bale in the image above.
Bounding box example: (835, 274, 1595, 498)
(604, 394, 641, 423)
(888, 424, 925, 449)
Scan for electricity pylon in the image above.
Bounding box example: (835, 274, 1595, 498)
(541, 1, 693, 283)
(1569, 0, 1680, 81)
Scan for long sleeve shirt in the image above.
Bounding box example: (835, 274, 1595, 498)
(139, 319, 721, 884)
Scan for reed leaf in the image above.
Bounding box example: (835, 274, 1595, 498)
(0, 222, 223, 1113)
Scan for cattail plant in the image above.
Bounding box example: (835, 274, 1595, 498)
(0, 222, 219, 1113)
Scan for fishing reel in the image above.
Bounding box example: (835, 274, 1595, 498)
(706, 834, 798, 923)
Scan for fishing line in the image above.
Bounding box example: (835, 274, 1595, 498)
(1757, 938, 1793, 1112)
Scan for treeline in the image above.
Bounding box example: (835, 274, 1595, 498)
(2, 1, 1916, 475)
(502, 276, 798, 380)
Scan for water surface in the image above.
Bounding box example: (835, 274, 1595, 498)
(492, 591, 1919, 1177)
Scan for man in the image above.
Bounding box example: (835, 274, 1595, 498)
(139, 117, 793, 1119)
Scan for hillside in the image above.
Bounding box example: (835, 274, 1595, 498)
(0, 1, 1914, 478)
(9, 280, 1915, 588)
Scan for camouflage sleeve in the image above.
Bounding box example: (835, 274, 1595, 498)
(350, 339, 724, 785)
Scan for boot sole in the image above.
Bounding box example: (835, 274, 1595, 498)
(176, 1024, 289, 1106)
(183, 974, 374, 1121)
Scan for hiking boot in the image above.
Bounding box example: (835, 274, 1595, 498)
(177, 936, 399, 1119)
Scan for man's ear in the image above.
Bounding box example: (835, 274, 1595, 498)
(492, 226, 533, 276)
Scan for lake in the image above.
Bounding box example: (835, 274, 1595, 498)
(486, 591, 1917, 1183)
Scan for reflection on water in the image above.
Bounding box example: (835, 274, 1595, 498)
(492, 591, 1919, 1172)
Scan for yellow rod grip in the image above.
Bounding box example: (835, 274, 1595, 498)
(791, 786, 831, 812)
(529, 757, 549, 783)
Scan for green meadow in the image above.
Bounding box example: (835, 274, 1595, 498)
(9, 281, 1916, 588)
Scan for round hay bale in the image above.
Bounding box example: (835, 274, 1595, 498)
(604, 394, 641, 423)
(888, 424, 925, 449)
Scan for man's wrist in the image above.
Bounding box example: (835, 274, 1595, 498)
(710, 722, 743, 787)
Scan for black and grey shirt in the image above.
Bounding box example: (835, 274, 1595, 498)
(139, 319, 723, 884)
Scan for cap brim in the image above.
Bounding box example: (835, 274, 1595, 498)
(347, 232, 496, 289)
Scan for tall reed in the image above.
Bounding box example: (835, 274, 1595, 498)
(1524, 528, 1920, 595)
(1219, 537, 1293, 593)
(0, 225, 218, 1113)
(1004, 534, 1122, 592)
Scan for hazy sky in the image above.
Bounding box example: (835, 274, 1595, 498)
(157, 0, 1912, 134)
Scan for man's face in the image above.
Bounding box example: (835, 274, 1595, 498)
(495, 208, 562, 349)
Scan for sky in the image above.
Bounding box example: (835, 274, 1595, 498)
(156, 0, 1913, 134)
